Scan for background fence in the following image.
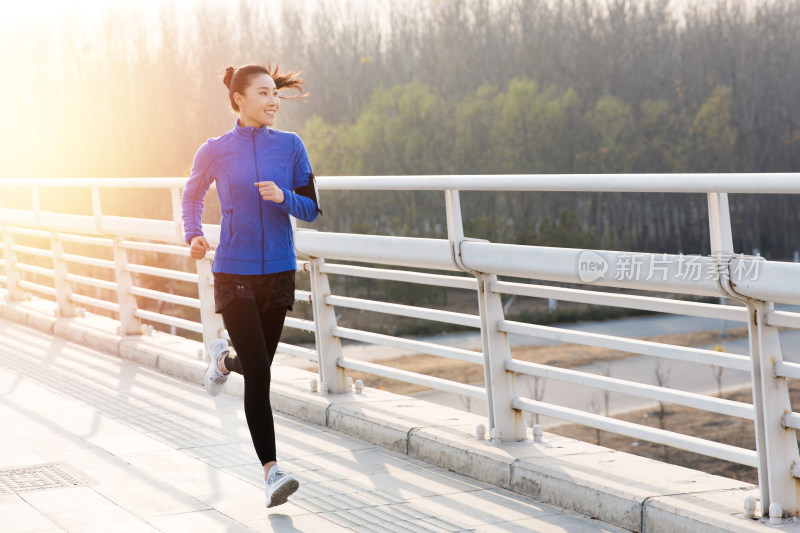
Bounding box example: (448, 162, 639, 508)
(1, 174, 799, 518)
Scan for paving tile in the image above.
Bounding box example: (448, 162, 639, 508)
(245, 512, 356, 532)
(20, 487, 113, 514)
(218, 463, 266, 486)
(86, 433, 173, 455)
(92, 483, 211, 518)
(406, 489, 561, 527)
(342, 467, 491, 500)
(147, 509, 253, 533)
(300, 447, 424, 477)
(47, 505, 159, 533)
(0, 495, 62, 533)
(0, 441, 47, 468)
(475, 512, 630, 533)
(406, 519, 469, 532)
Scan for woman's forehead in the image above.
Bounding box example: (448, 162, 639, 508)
(250, 73, 276, 89)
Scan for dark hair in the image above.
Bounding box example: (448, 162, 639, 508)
(222, 63, 306, 112)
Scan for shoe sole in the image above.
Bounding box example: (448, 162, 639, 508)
(266, 478, 299, 508)
(204, 366, 225, 396)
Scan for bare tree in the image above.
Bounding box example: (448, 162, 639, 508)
(587, 395, 603, 445)
(601, 363, 612, 418)
(460, 394, 473, 414)
(523, 376, 547, 428)
(710, 344, 726, 399)
(653, 358, 671, 461)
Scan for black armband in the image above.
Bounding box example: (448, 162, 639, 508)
(295, 173, 322, 215)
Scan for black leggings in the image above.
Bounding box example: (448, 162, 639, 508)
(220, 299, 287, 466)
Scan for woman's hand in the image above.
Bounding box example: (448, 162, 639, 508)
(254, 181, 285, 204)
(190, 236, 211, 259)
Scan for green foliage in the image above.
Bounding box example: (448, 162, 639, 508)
(305, 78, 747, 252)
(586, 95, 634, 173)
(349, 81, 454, 176)
(492, 80, 584, 174)
(689, 86, 737, 172)
(533, 210, 600, 249)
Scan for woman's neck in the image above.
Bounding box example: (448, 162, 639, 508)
(238, 116, 265, 128)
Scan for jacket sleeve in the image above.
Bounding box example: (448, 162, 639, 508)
(276, 135, 321, 223)
(181, 142, 215, 245)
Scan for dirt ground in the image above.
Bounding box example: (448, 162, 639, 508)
(551, 383, 800, 485)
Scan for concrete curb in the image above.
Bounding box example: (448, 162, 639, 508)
(0, 298, 786, 532)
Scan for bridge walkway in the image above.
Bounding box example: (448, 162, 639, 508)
(0, 318, 625, 533)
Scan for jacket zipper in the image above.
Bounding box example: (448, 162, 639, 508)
(251, 130, 264, 272)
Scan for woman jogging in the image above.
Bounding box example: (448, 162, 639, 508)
(181, 63, 320, 508)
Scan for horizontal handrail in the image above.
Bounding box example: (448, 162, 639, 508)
(62, 253, 114, 269)
(320, 263, 477, 290)
(507, 359, 754, 419)
(295, 231, 457, 271)
(326, 295, 481, 328)
(276, 343, 318, 361)
(134, 309, 202, 333)
(339, 358, 487, 400)
(14, 263, 54, 277)
(0, 173, 795, 193)
(513, 397, 759, 467)
(69, 293, 120, 312)
(283, 317, 316, 332)
(499, 319, 751, 371)
(129, 287, 201, 309)
(18, 280, 57, 296)
(491, 280, 749, 322)
(125, 264, 198, 283)
(333, 326, 483, 365)
(313, 173, 800, 193)
(65, 273, 117, 291)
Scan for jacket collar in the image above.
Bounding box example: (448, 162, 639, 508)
(233, 118, 270, 139)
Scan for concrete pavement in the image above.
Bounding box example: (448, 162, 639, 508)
(0, 318, 627, 533)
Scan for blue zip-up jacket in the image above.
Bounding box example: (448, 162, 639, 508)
(182, 120, 320, 274)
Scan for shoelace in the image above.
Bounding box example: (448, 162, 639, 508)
(268, 469, 288, 485)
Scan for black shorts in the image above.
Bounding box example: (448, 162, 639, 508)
(213, 271, 295, 314)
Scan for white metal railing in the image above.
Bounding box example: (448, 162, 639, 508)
(1, 174, 800, 518)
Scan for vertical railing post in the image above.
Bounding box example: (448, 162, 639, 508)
(746, 300, 800, 516)
(708, 191, 799, 516)
(308, 255, 346, 393)
(707, 192, 733, 256)
(50, 231, 76, 317)
(195, 257, 226, 357)
(445, 189, 526, 441)
(92, 186, 138, 334)
(476, 272, 527, 441)
(1, 222, 23, 301)
(112, 237, 139, 335)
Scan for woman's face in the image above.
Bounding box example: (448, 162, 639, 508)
(235, 73, 280, 128)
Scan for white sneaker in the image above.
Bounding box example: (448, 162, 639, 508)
(265, 465, 299, 508)
(204, 338, 230, 396)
